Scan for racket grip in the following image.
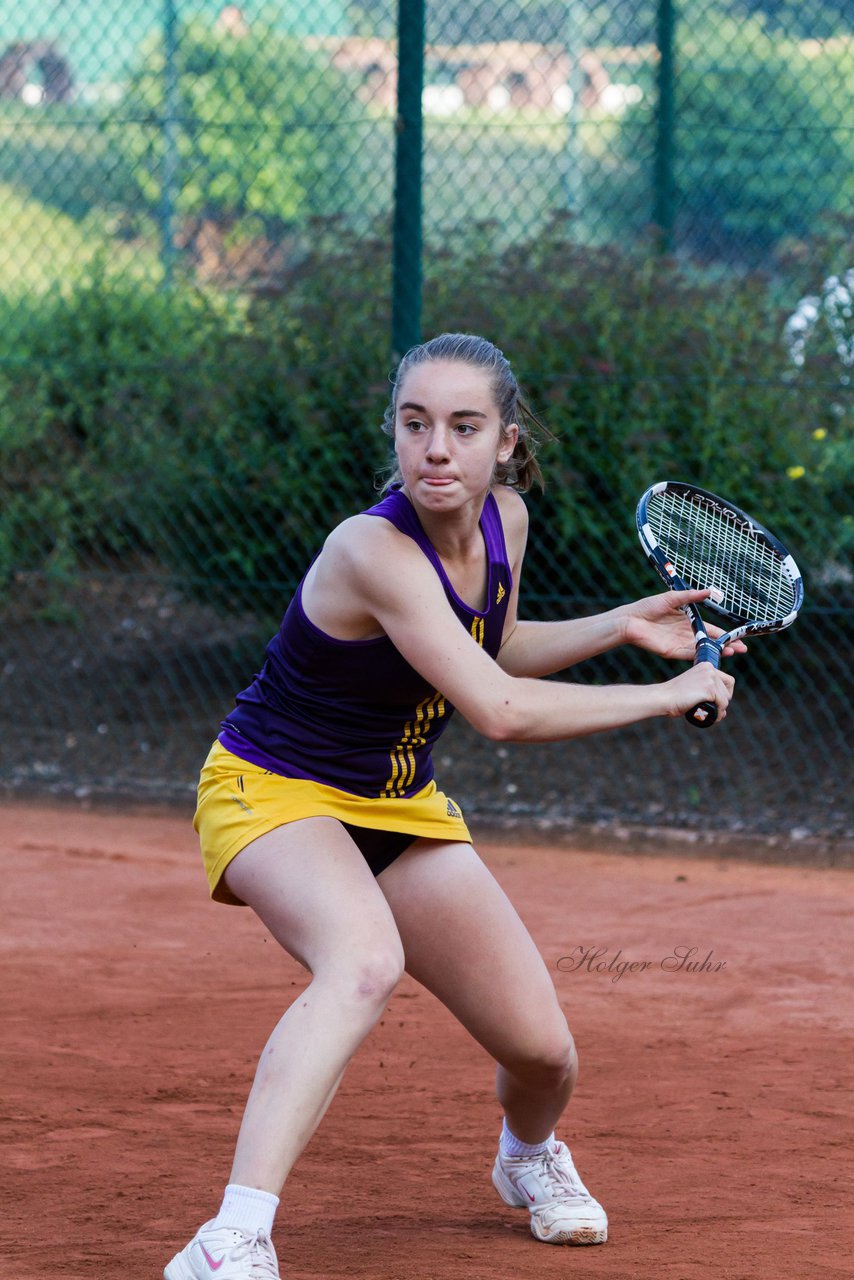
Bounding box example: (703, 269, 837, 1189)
(686, 637, 721, 729)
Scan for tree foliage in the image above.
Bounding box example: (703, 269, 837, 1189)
(608, 13, 853, 261)
(122, 20, 362, 232)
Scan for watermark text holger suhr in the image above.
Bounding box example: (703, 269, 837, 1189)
(557, 945, 726, 984)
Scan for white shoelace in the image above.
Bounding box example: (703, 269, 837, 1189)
(539, 1147, 591, 1203)
(228, 1229, 279, 1279)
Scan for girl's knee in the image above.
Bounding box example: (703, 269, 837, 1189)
(351, 943, 405, 1003)
(506, 1027, 578, 1092)
(318, 930, 405, 1009)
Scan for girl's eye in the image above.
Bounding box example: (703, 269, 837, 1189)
(405, 419, 426, 431)
(454, 423, 476, 435)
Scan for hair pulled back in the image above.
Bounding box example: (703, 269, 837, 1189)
(381, 332, 550, 492)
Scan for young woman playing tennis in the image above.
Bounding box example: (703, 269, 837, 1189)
(165, 333, 739, 1280)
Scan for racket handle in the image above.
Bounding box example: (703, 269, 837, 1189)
(686, 637, 721, 729)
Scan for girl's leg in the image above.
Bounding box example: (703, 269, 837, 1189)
(377, 839, 607, 1245)
(378, 839, 576, 1141)
(221, 817, 405, 1193)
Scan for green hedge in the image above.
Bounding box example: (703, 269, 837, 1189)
(1, 218, 850, 618)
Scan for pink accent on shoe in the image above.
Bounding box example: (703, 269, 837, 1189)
(199, 1241, 226, 1272)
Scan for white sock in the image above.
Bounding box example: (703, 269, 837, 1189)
(211, 1183, 280, 1236)
(500, 1117, 554, 1159)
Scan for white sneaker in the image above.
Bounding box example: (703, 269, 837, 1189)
(164, 1221, 280, 1279)
(492, 1139, 608, 1245)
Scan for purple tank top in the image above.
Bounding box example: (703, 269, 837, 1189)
(219, 488, 513, 798)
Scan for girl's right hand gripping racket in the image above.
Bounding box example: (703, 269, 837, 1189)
(636, 481, 804, 728)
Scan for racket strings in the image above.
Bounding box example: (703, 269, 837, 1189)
(649, 491, 796, 622)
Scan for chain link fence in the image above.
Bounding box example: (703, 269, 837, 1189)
(1, 1, 851, 847)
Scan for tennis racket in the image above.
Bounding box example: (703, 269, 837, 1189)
(636, 481, 803, 728)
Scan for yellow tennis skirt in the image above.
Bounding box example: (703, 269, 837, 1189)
(195, 741, 472, 904)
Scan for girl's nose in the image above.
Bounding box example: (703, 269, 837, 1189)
(426, 426, 451, 459)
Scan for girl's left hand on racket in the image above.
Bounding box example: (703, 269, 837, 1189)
(622, 588, 750, 662)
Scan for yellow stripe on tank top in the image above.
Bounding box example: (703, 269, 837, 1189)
(382, 690, 446, 797)
(383, 623, 479, 796)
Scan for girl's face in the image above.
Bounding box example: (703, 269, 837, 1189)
(393, 360, 518, 511)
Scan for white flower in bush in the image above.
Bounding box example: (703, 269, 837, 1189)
(785, 269, 854, 372)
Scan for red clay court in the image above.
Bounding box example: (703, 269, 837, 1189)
(3, 801, 853, 1279)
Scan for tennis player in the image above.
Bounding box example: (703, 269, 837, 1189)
(164, 333, 739, 1280)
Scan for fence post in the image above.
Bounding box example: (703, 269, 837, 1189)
(391, 0, 425, 362)
(653, 0, 676, 252)
(562, 4, 586, 217)
(160, 0, 179, 286)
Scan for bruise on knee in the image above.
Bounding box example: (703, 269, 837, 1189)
(350, 949, 404, 1003)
